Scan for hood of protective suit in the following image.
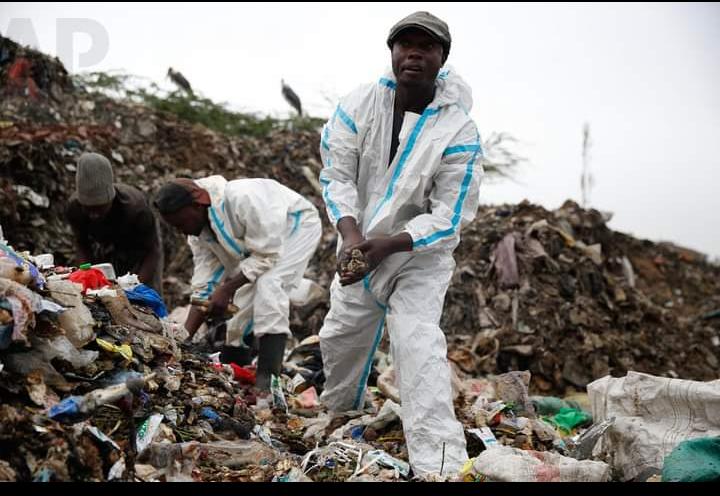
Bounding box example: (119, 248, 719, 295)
(320, 64, 483, 253)
(195, 174, 227, 208)
(382, 64, 473, 113)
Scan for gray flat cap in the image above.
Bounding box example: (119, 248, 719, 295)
(387, 11, 451, 56)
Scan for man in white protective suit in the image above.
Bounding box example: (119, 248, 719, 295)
(317, 11, 484, 476)
(154, 176, 322, 391)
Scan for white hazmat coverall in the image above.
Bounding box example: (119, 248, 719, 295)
(188, 175, 321, 346)
(318, 67, 483, 476)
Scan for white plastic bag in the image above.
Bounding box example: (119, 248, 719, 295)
(587, 371, 720, 481)
(470, 445, 609, 482)
(47, 280, 95, 347)
(32, 335, 98, 369)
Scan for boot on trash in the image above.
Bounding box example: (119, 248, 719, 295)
(255, 334, 287, 391)
(220, 344, 252, 366)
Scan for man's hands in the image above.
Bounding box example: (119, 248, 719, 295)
(207, 272, 249, 317)
(336, 226, 413, 286)
(336, 216, 365, 276)
(184, 272, 249, 339)
(339, 239, 388, 286)
(207, 284, 235, 318)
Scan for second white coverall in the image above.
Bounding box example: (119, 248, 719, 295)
(188, 175, 322, 346)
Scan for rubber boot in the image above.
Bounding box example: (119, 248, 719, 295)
(220, 344, 252, 366)
(255, 334, 287, 391)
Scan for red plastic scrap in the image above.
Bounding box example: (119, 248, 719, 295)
(7, 58, 39, 99)
(229, 363, 256, 385)
(229, 363, 256, 384)
(211, 362, 256, 384)
(68, 268, 110, 293)
(7, 58, 32, 79)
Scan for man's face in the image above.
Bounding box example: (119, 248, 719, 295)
(82, 202, 112, 222)
(391, 28, 444, 88)
(162, 204, 206, 236)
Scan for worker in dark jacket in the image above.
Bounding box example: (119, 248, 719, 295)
(66, 152, 164, 294)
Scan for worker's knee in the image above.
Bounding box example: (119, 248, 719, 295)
(253, 274, 288, 308)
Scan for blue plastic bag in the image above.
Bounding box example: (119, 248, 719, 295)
(125, 284, 168, 318)
(0, 298, 12, 350)
(48, 396, 83, 422)
(200, 406, 221, 422)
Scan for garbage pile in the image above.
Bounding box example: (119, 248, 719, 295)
(2, 244, 714, 482)
(1, 35, 720, 483)
(0, 242, 301, 482)
(443, 200, 720, 394)
(0, 239, 610, 482)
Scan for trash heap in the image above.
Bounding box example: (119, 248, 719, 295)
(0, 239, 611, 482)
(2, 35, 720, 482)
(2, 243, 716, 483)
(442, 200, 720, 394)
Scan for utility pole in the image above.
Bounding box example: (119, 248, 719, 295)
(581, 122, 593, 208)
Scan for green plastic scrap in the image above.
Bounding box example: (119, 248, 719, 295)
(531, 396, 584, 416)
(544, 407, 592, 434)
(662, 437, 720, 482)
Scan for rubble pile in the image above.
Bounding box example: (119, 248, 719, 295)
(1, 35, 719, 482)
(443, 200, 720, 393)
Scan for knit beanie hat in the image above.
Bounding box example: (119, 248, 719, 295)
(76, 152, 116, 206)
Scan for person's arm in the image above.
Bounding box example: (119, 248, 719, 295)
(319, 91, 367, 227)
(136, 243, 161, 286)
(72, 226, 93, 265)
(67, 204, 93, 265)
(335, 216, 365, 275)
(134, 213, 162, 285)
(184, 305, 207, 336)
(206, 271, 248, 317)
(402, 121, 484, 253)
(337, 217, 363, 246)
(184, 236, 223, 338)
(319, 89, 370, 268)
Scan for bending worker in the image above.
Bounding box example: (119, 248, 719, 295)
(66, 152, 164, 293)
(318, 11, 483, 476)
(154, 175, 321, 390)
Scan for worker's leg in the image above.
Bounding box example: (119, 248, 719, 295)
(386, 254, 468, 476)
(225, 215, 319, 348)
(319, 277, 386, 412)
(224, 284, 256, 347)
(251, 213, 322, 389)
(286, 213, 324, 306)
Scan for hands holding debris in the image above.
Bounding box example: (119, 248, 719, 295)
(207, 285, 235, 318)
(338, 247, 371, 286)
(336, 217, 366, 285)
(336, 217, 414, 286)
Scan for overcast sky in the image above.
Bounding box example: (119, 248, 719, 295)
(3, 2, 719, 257)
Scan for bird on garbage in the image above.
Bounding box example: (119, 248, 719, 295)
(281, 79, 302, 117)
(167, 67, 193, 96)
